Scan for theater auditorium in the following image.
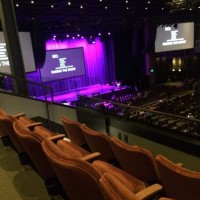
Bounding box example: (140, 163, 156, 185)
(0, 0, 200, 199)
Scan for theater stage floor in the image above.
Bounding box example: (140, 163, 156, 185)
(38, 84, 120, 104)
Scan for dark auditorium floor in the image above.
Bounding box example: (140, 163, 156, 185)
(0, 139, 51, 200)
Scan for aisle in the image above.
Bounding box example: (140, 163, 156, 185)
(0, 139, 51, 200)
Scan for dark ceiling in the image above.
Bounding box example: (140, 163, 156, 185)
(12, 0, 200, 39)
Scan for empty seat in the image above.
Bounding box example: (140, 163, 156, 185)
(60, 115, 89, 150)
(81, 123, 116, 163)
(100, 173, 162, 200)
(42, 137, 106, 200)
(155, 154, 200, 200)
(13, 120, 64, 198)
(0, 109, 12, 146)
(0, 108, 29, 146)
(110, 137, 159, 184)
(42, 137, 152, 200)
(0, 114, 26, 156)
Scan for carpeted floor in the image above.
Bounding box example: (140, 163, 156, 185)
(0, 139, 51, 200)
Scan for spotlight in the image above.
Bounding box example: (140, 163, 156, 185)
(87, 36, 96, 44)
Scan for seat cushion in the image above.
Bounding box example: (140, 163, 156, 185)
(92, 160, 146, 193)
(19, 116, 35, 125)
(34, 126, 54, 139)
(57, 139, 90, 158)
(100, 173, 141, 200)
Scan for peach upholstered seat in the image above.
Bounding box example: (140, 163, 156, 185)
(110, 137, 159, 184)
(155, 154, 200, 200)
(100, 173, 162, 200)
(81, 123, 116, 163)
(42, 137, 150, 200)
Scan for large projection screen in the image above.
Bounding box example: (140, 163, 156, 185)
(0, 32, 36, 73)
(40, 47, 86, 82)
(155, 22, 194, 53)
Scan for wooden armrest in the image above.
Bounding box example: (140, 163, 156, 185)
(176, 163, 183, 167)
(63, 137, 71, 142)
(47, 134, 66, 142)
(12, 113, 25, 119)
(26, 122, 42, 128)
(136, 183, 163, 200)
(81, 152, 101, 162)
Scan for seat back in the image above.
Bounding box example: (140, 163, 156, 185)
(13, 120, 55, 180)
(100, 173, 141, 200)
(0, 108, 34, 149)
(81, 124, 115, 163)
(0, 108, 8, 116)
(111, 137, 159, 184)
(42, 138, 105, 200)
(0, 115, 25, 153)
(56, 139, 89, 158)
(155, 154, 200, 200)
(0, 108, 8, 137)
(60, 115, 87, 148)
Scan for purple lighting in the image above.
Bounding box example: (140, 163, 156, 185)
(26, 36, 116, 98)
(43, 37, 116, 94)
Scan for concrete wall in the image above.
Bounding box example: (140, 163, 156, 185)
(0, 92, 77, 125)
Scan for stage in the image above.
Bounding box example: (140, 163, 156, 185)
(38, 84, 121, 105)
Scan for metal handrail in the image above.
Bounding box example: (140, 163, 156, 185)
(0, 72, 54, 130)
(87, 97, 200, 124)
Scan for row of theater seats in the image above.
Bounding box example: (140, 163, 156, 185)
(0, 109, 162, 200)
(60, 115, 200, 200)
(0, 109, 199, 200)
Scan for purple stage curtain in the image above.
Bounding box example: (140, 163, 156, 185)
(26, 37, 116, 97)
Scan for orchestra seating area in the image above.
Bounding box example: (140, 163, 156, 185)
(76, 79, 200, 140)
(0, 108, 200, 200)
